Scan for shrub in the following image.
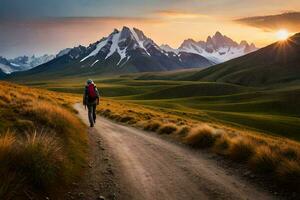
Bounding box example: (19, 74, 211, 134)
(143, 121, 161, 132)
(119, 116, 135, 123)
(276, 160, 300, 189)
(100, 109, 111, 117)
(110, 114, 122, 121)
(250, 146, 280, 174)
(185, 125, 216, 148)
(280, 146, 299, 160)
(176, 126, 191, 137)
(17, 131, 63, 188)
(213, 135, 230, 155)
(158, 124, 178, 135)
(24, 102, 82, 137)
(0, 130, 65, 198)
(229, 139, 255, 162)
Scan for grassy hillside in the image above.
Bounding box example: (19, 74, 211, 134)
(96, 98, 300, 191)
(5, 71, 300, 191)
(17, 75, 300, 141)
(129, 82, 248, 100)
(0, 82, 87, 199)
(165, 33, 300, 86)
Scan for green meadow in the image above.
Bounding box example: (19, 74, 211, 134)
(17, 70, 300, 141)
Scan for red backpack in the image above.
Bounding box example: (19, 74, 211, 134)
(87, 84, 97, 100)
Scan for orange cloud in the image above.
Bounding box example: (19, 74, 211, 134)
(235, 12, 300, 33)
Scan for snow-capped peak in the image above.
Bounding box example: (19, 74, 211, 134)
(0, 54, 55, 74)
(160, 44, 178, 53)
(79, 26, 157, 66)
(173, 31, 258, 63)
(56, 48, 72, 58)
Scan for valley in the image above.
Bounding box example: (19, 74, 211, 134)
(19, 73, 300, 142)
(1, 25, 300, 200)
(2, 0, 300, 199)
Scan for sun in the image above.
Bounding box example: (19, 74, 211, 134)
(276, 29, 289, 41)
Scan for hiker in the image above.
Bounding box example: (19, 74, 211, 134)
(83, 79, 100, 127)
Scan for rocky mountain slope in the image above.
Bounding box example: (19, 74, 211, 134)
(9, 27, 213, 78)
(161, 32, 258, 64)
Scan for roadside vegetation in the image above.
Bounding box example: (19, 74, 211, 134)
(0, 81, 87, 199)
(13, 74, 300, 192)
(97, 98, 300, 191)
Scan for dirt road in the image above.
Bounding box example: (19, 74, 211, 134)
(75, 104, 275, 200)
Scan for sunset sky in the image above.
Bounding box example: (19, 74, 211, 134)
(1, 0, 300, 58)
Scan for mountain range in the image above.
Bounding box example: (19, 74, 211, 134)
(183, 32, 300, 86)
(160, 31, 258, 64)
(0, 55, 55, 74)
(10, 27, 215, 78)
(6, 27, 258, 78)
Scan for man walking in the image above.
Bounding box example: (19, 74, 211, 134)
(83, 79, 100, 127)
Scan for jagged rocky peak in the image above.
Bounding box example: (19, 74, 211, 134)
(240, 40, 249, 46)
(177, 31, 258, 63)
(181, 39, 198, 46)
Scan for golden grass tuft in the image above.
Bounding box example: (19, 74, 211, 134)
(250, 145, 280, 173)
(213, 135, 230, 155)
(280, 146, 299, 160)
(0, 81, 87, 199)
(93, 83, 300, 192)
(158, 123, 178, 135)
(143, 121, 162, 132)
(0, 131, 16, 162)
(185, 125, 216, 148)
(276, 160, 300, 189)
(176, 126, 191, 138)
(18, 131, 63, 188)
(229, 138, 255, 162)
(0, 130, 65, 197)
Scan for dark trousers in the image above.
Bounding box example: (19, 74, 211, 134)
(87, 104, 97, 126)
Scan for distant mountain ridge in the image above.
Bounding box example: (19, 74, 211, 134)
(182, 32, 300, 86)
(160, 32, 258, 64)
(9, 27, 213, 78)
(0, 55, 54, 74)
(5, 28, 258, 79)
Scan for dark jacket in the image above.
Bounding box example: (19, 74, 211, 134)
(83, 83, 100, 105)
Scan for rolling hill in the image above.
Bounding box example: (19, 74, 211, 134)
(0, 81, 87, 199)
(182, 33, 300, 86)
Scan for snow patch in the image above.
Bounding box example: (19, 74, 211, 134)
(57, 48, 71, 58)
(104, 32, 128, 65)
(0, 63, 13, 74)
(10, 63, 20, 67)
(130, 28, 150, 56)
(80, 39, 107, 62)
(180, 44, 247, 63)
(91, 60, 99, 67)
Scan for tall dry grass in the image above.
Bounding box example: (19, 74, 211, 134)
(97, 97, 300, 191)
(185, 125, 217, 148)
(0, 81, 87, 199)
(184, 124, 300, 190)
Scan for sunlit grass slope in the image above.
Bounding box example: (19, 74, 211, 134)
(9, 72, 300, 191)
(98, 98, 300, 191)
(0, 81, 87, 199)
(17, 75, 300, 141)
